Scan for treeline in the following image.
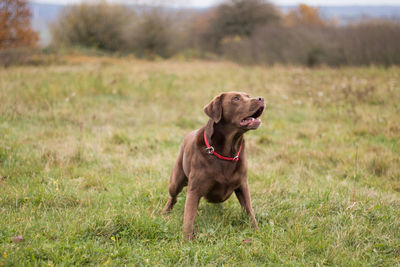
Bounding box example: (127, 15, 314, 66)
(49, 0, 400, 66)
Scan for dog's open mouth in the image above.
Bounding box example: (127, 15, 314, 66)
(240, 106, 264, 128)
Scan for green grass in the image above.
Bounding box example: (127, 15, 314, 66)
(1, 57, 400, 266)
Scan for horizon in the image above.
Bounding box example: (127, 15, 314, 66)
(30, 0, 400, 47)
(30, 0, 400, 8)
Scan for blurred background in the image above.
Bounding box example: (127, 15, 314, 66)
(1, 2, 400, 265)
(1, 0, 400, 67)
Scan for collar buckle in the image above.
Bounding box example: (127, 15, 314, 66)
(206, 146, 214, 154)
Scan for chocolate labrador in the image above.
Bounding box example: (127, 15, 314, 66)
(162, 92, 265, 240)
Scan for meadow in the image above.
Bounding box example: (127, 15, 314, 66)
(0, 57, 399, 266)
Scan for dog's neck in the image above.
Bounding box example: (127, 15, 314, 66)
(206, 120, 245, 157)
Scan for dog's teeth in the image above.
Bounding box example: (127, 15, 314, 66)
(251, 118, 255, 121)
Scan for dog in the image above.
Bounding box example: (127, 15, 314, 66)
(162, 92, 265, 240)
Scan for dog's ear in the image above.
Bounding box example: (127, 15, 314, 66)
(203, 94, 224, 123)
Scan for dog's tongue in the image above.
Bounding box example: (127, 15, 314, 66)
(240, 117, 261, 126)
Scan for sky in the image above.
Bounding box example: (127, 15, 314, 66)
(31, 0, 400, 7)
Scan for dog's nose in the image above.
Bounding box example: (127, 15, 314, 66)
(257, 97, 264, 103)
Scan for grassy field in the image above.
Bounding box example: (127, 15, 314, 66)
(0, 57, 399, 266)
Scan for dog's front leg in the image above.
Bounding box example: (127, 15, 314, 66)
(235, 181, 259, 230)
(183, 188, 200, 240)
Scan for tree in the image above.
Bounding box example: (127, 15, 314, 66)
(204, 0, 280, 51)
(51, 3, 133, 51)
(284, 4, 326, 26)
(125, 9, 173, 58)
(0, 0, 38, 49)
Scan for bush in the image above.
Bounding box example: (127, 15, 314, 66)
(221, 24, 339, 66)
(0, 48, 60, 67)
(48, 2, 400, 66)
(339, 20, 400, 66)
(51, 4, 191, 59)
(51, 3, 134, 51)
(221, 20, 400, 67)
(204, 2, 400, 66)
(124, 9, 175, 58)
(200, 0, 281, 52)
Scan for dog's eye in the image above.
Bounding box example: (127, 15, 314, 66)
(232, 97, 240, 101)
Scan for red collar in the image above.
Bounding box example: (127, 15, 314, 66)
(203, 129, 242, 162)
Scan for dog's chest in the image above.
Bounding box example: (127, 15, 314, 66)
(204, 169, 242, 203)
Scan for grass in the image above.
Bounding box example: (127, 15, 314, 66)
(0, 57, 399, 266)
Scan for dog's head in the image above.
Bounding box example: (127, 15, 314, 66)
(204, 92, 265, 130)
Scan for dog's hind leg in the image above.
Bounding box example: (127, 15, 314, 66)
(162, 144, 187, 214)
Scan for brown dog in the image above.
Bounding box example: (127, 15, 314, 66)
(162, 92, 265, 240)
